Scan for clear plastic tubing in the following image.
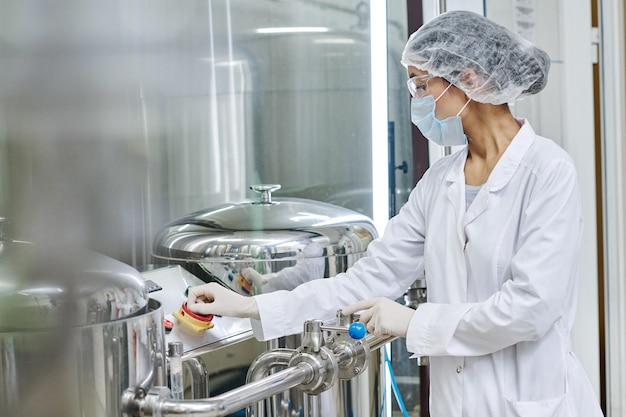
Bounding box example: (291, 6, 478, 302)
(168, 341, 184, 400)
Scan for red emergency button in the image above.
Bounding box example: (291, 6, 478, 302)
(172, 302, 215, 334)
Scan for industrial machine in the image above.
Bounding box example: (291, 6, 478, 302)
(122, 311, 395, 417)
(147, 185, 386, 416)
(0, 187, 407, 417)
(0, 244, 389, 417)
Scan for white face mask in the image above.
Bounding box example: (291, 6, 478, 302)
(410, 84, 471, 147)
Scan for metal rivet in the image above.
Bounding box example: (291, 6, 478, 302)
(456, 366, 463, 374)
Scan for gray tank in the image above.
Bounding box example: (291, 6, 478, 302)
(0, 238, 166, 417)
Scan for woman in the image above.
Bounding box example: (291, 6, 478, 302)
(187, 10, 604, 417)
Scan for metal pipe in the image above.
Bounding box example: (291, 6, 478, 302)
(184, 357, 210, 399)
(365, 333, 396, 352)
(245, 348, 295, 417)
(246, 348, 295, 383)
(319, 324, 349, 333)
(137, 327, 162, 392)
(264, 339, 283, 417)
(307, 393, 321, 417)
(155, 362, 313, 417)
(129, 327, 395, 417)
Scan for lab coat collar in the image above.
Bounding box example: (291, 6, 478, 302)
(444, 119, 535, 229)
(485, 119, 535, 192)
(444, 118, 535, 192)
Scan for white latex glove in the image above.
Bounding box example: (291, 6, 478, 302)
(187, 282, 260, 320)
(240, 267, 265, 289)
(342, 298, 415, 338)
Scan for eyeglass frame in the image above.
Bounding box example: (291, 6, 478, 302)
(406, 74, 435, 98)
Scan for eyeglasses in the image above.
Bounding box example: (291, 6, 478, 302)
(406, 74, 434, 98)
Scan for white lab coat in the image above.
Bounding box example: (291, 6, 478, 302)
(251, 120, 603, 417)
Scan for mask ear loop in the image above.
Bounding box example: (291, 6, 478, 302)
(434, 82, 453, 102)
(456, 98, 472, 116)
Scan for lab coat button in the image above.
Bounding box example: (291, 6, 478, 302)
(456, 366, 463, 374)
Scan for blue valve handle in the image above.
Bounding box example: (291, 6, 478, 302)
(348, 322, 367, 340)
(319, 321, 367, 339)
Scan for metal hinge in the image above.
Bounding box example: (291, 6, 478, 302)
(591, 27, 600, 64)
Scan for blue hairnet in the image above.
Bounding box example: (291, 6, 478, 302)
(401, 10, 551, 104)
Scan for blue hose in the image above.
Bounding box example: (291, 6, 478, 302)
(382, 346, 410, 417)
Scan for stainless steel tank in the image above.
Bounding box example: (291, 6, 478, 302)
(151, 184, 384, 416)
(152, 184, 378, 295)
(0, 240, 166, 417)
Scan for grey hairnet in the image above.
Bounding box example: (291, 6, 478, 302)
(401, 10, 551, 104)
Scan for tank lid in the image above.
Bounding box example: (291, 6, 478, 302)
(0, 242, 148, 331)
(152, 184, 378, 263)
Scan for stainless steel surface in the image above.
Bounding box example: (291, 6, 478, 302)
(169, 341, 184, 357)
(302, 320, 325, 353)
(143, 266, 262, 403)
(246, 348, 295, 383)
(183, 357, 210, 399)
(307, 394, 321, 417)
(126, 317, 393, 417)
(141, 266, 254, 353)
(0, 0, 413, 275)
(246, 348, 295, 417)
(0, 217, 7, 256)
(288, 346, 338, 395)
(404, 276, 427, 309)
(0, 244, 148, 329)
(0, 298, 165, 417)
(247, 316, 393, 417)
(152, 184, 378, 295)
(365, 333, 398, 352)
(0, 234, 164, 417)
(128, 363, 314, 417)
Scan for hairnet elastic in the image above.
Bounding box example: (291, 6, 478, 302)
(401, 10, 551, 104)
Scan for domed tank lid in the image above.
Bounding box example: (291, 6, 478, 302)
(152, 184, 378, 263)
(0, 241, 148, 331)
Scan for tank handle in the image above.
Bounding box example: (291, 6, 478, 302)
(250, 184, 281, 204)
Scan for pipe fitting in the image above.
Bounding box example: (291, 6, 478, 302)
(287, 346, 338, 395)
(326, 336, 370, 380)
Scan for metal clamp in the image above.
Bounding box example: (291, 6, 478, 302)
(322, 310, 370, 379)
(287, 346, 337, 395)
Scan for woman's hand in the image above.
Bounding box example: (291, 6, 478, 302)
(187, 282, 260, 320)
(342, 298, 415, 338)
